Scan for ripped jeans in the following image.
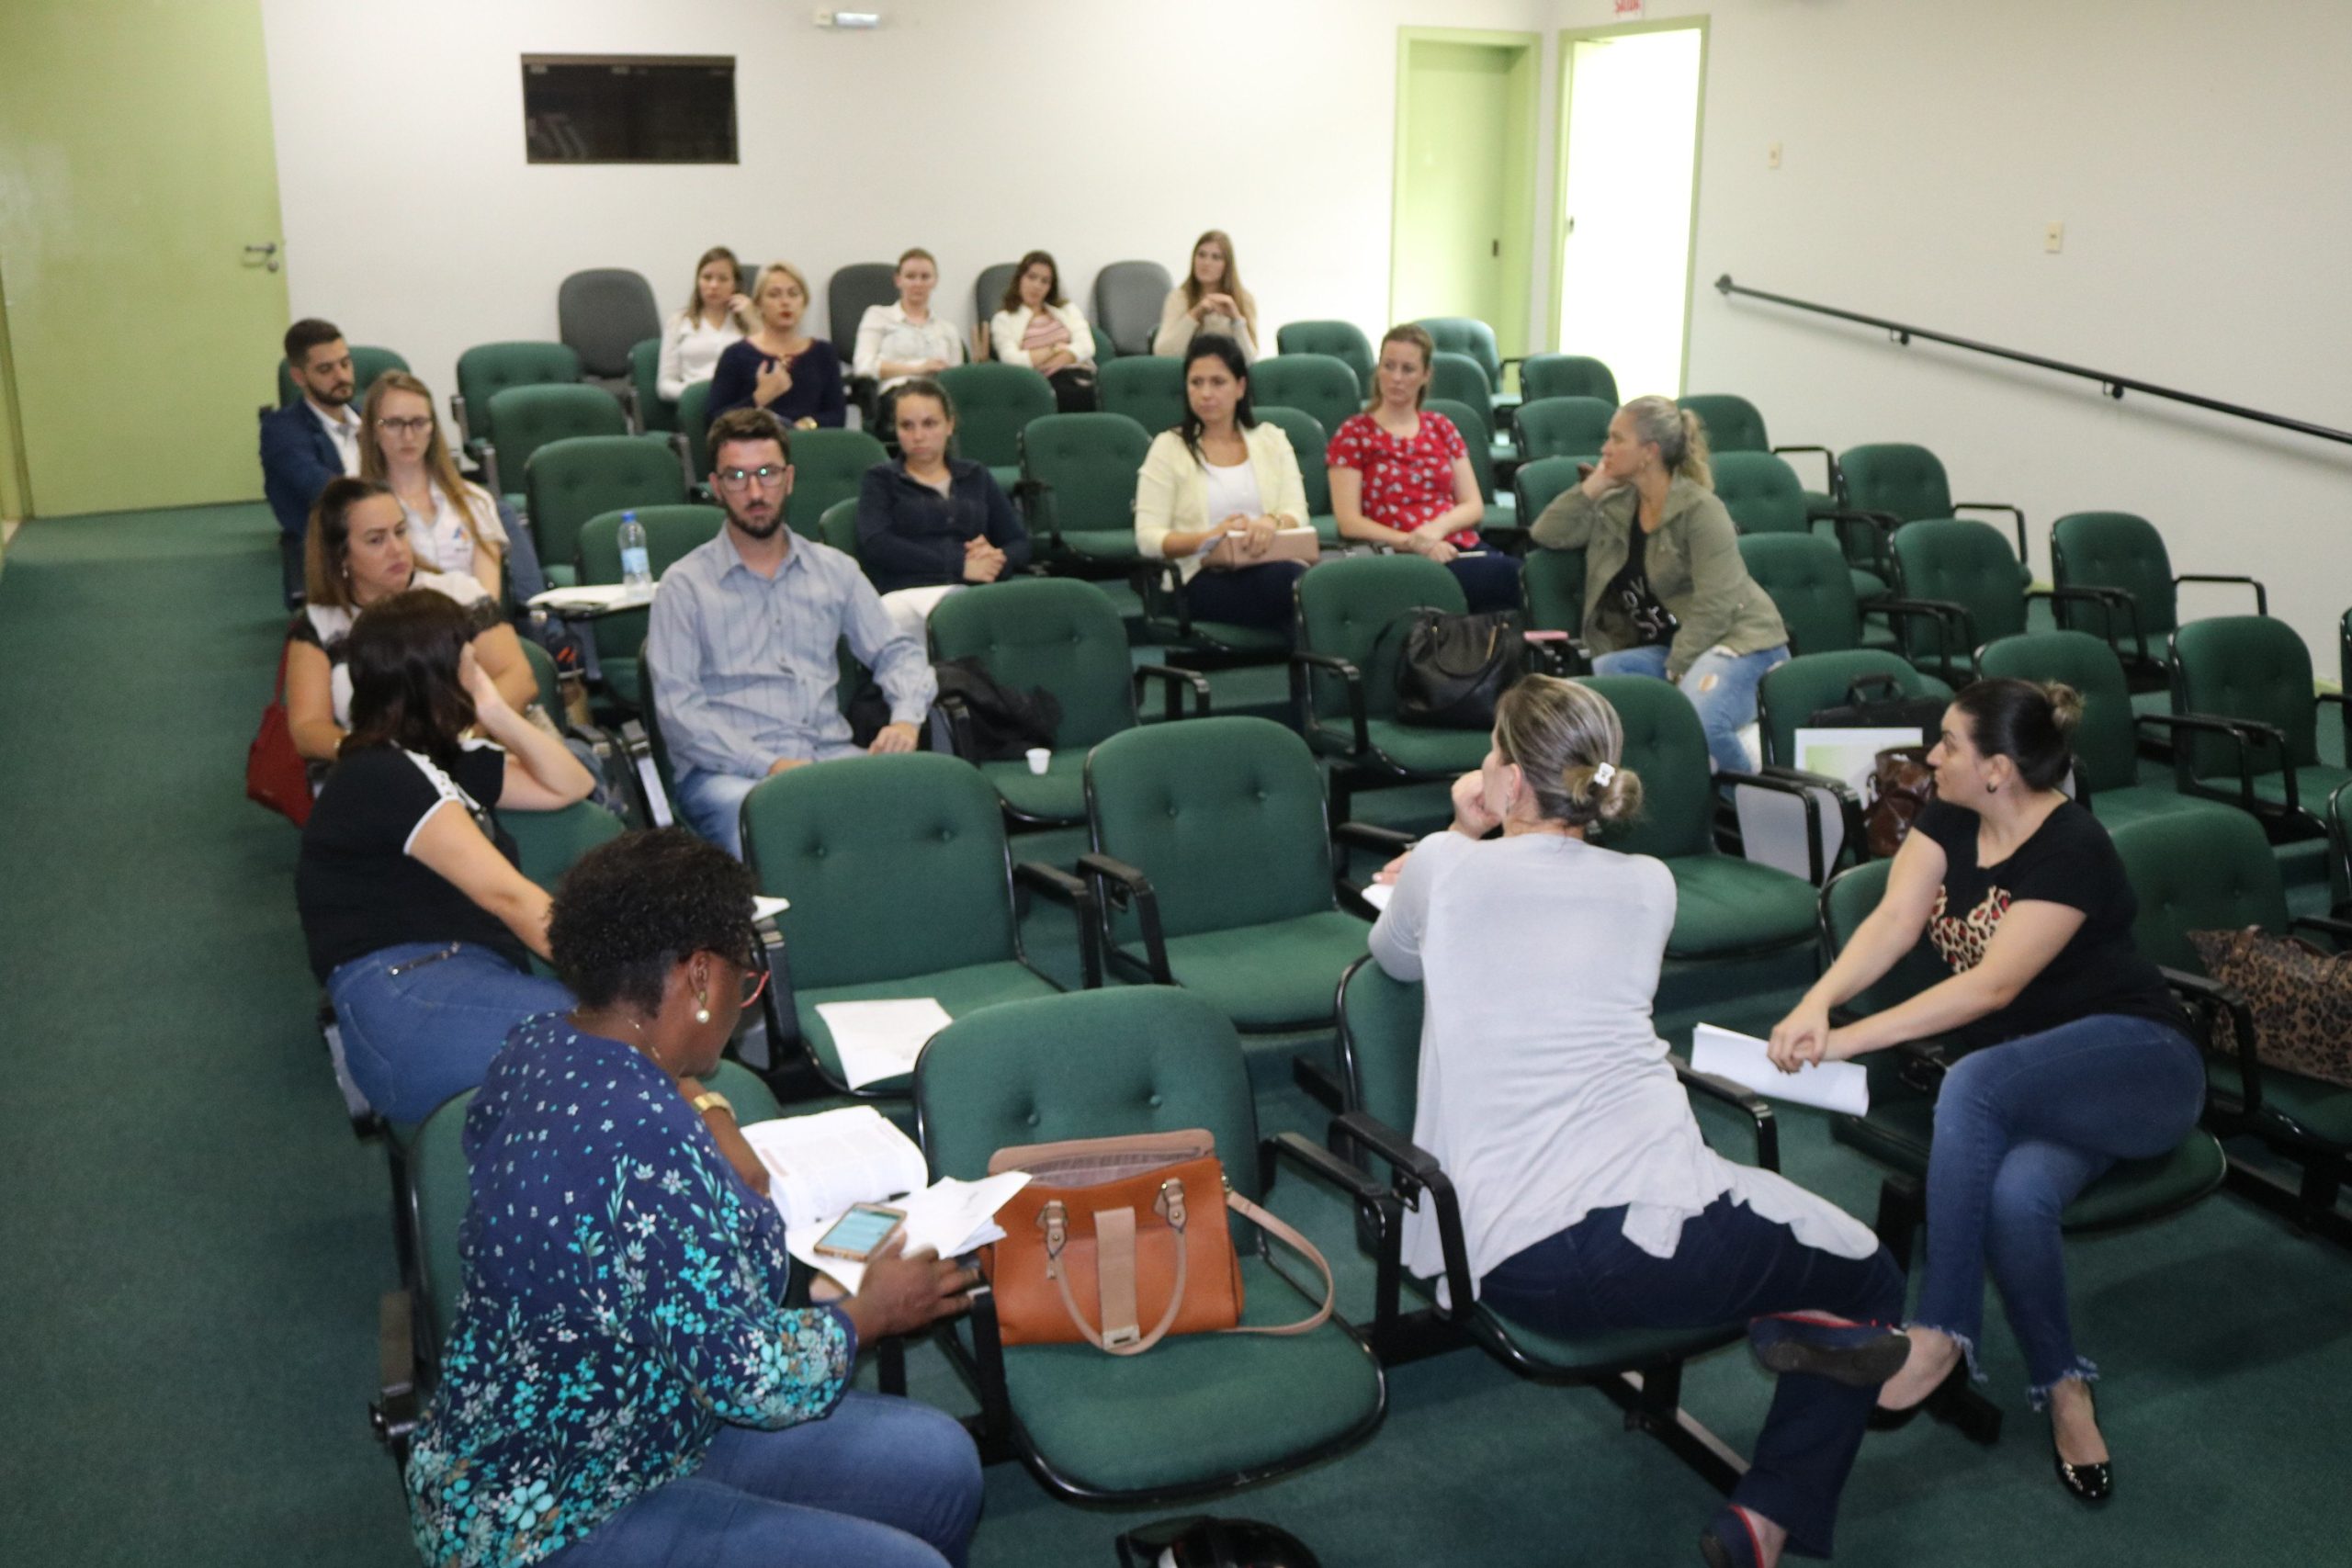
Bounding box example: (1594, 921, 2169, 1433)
(1589, 642, 1788, 773)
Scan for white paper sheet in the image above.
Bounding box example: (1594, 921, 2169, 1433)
(741, 1106, 929, 1235)
(813, 998, 955, 1090)
(785, 1173, 1032, 1293)
(1360, 881, 1396, 912)
(1689, 1022, 1871, 1116)
(752, 895, 790, 922)
(525, 582, 655, 614)
(1792, 727, 1932, 794)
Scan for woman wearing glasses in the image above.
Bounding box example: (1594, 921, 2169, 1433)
(359, 371, 508, 601)
(295, 584, 598, 1125)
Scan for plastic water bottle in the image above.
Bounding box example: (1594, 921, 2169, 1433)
(618, 510, 651, 590)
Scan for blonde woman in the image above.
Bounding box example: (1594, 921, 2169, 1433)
(656, 246, 752, 401)
(989, 250, 1098, 412)
(1152, 229, 1259, 360)
(361, 371, 507, 601)
(707, 262, 847, 429)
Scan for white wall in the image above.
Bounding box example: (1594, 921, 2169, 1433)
(1551, 0, 2352, 660)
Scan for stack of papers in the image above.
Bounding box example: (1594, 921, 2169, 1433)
(1688, 1023, 1870, 1115)
(813, 998, 954, 1090)
(525, 582, 655, 615)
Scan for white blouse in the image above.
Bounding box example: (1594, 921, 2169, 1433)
(305, 569, 498, 728)
(656, 310, 746, 401)
(398, 480, 506, 593)
(852, 303, 964, 390)
(1199, 455, 1264, 532)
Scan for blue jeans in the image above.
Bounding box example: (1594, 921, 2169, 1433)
(1589, 642, 1790, 773)
(326, 942, 572, 1126)
(1482, 1198, 1904, 1559)
(677, 750, 865, 859)
(1184, 558, 1310, 631)
(1443, 549, 1523, 614)
(1912, 1013, 2203, 1403)
(545, 1393, 982, 1568)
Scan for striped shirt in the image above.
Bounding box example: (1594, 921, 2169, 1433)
(646, 526, 936, 778)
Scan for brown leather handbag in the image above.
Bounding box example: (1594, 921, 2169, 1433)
(1862, 746, 1936, 858)
(2188, 927, 2352, 1089)
(983, 1130, 1334, 1357)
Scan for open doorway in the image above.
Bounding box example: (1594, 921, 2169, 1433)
(1552, 20, 1708, 400)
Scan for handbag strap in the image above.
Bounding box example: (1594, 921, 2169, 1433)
(1039, 1185, 1337, 1356)
(1221, 1190, 1336, 1338)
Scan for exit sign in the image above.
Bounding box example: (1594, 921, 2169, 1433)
(1615, 0, 1645, 15)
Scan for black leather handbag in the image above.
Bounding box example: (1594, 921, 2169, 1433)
(1387, 609, 1525, 729)
(1805, 673, 1945, 739)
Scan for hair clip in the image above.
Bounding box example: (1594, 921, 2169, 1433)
(1592, 762, 1616, 786)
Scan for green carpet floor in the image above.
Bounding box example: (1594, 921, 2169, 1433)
(4, 502, 2348, 1566)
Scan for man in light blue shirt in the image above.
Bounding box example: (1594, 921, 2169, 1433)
(650, 408, 937, 856)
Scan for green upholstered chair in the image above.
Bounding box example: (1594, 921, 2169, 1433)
(453, 341, 583, 491)
(1429, 350, 1492, 414)
(1080, 717, 1386, 1043)
(626, 637, 687, 828)
(674, 380, 716, 493)
(1099, 355, 1186, 437)
(1713, 451, 1810, 536)
(1424, 396, 1515, 538)
(492, 386, 632, 519)
(1519, 352, 1618, 408)
(1521, 548, 1586, 642)
(1512, 456, 1582, 550)
(1581, 674, 1825, 952)
(1254, 405, 1339, 545)
(628, 337, 675, 434)
(1511, 396, 1613, 465)
(1678, 392, 1766, 453)
(928, 576, 1207, 828)
(1416, 316, 1516, 418)
(525, 434, 686, 590)
(2050, 511, 2266, 688)
(575, 506, 723, 712)
(912, 987, 1385, 1500)
(277, 344, 409, 409)
(1887, 518, 2107, 683)
(782, 427, 887, 542)
(1741, 534, 1864, 657)
(1755, 649, 1953, 773)
(1329, 955, 1773, 1491)
(1292, 554, 1488, 817)
(971, 264, 1020, 339)
(1018, 412, 1148, 571)
(504, 798, 626, 899)
(1838, 442, 2029, 592)
(824, 260, 899, 421)
(1250, 355, 1362, 453)
(741, 752, 1094, 1097)
(938, 362, 1055, 494)
(1273, 321, 1374, 392)
(815, 496, 864, 569)
(2169, 615, 2352, 840)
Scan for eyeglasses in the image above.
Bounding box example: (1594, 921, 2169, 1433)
(378, 416, 435, 437)
(739, 965, 769, 1007)
(715, 465, 788, 491)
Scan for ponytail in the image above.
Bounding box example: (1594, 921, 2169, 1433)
(1622, 395, 1712, 490)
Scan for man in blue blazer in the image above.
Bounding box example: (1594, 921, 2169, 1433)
(259, 319, 362, 607)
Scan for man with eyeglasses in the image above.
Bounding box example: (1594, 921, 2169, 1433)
(649, 407, 938, 858)
(259, 317, 362, 607)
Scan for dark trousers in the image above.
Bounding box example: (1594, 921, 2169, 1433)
(279, 531, 308, 608)
(1482, 1199, 1904, 1560)
(1183, 559, 1310, 631)
(1445, 549, 1522, 614)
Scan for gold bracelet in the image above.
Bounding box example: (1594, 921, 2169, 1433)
(690, 1090, 735, 1119)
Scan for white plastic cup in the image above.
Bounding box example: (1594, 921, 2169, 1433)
(1025, 748, 1051, 775)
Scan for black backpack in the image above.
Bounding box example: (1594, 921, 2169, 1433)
(931, 657, 1064, 761)
(1384, 609, 1526, 729)
(1804, 672, 1945, 738)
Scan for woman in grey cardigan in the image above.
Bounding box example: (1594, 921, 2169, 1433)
(1530, 396, 1789, 772)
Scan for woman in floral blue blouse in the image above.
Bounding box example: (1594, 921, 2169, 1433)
(404, 828, 982, 1568)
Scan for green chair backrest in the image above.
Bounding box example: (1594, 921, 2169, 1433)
(518, 635, 564, 716)
(1415, 317, 1503, 389)
(504, 800, 628, 891)
(1430, 351, 1493, 412)
(1520, 353, 1619, 407)
(1021, 412, 1151, 540)
(1975, 631, 2138, 792)
(1513, 396, 1613, 462)
(936, 362, 1056, 470)
(458, 342, 582, 442)
(637, 637, 681, 804)
(629, 337, 676, 433)
(2172, 615, 2318, 777)
(676, 381, 716, 481)
(915, 989, 1261, 1205)
(929, 576, 1136, 750)
(741, 752, 1018, 990)
(1100, 355, 1186, 436)
(277, 344, 410, 408)
(972, 264, 1020, 339)
(1513, 456, 1584, 537)
(526, 434, 687, 574)
(818, 496, 862, 563)
(1424, 397, 1495, 503)
(1335, 956, 1422, 1133)
(1820, 859, 1950, 1017)
(1251, 355, 1362, 449)
(1679, 393, 1767, 453)
(1091, 323, 1118, 366)
(1085, 716, 1335, 941)
(1890, 518, 2027, 659)
(577, 505, 724, 662)
(1712, 451, 1810, 536)
(1295, 553, 1468, 724)
(1273, 321, 1374, 392)
(494, 383, 629, 493)
(1577, 674, 1713, 859)
(1757, 649, 1949, 770)
(1255, 406, 1332, 517)
(409, 1088, 477, 1348)
(1740, 533, 1860, 657)
(783, 427, 888, 542)
(1838, 443, 1952, 523)
(2050, 512, 2178, 642)
(1521, 547, 1586, 636)
(2110, 810, 2290, 973)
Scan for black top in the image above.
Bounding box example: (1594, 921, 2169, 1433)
(707, 339, 847, 429)
(1913, 797, 2187, 1047)
(296, 741, 529, 983)
(853, 457, 1031, 594)
(1600, 520, 1677, 648)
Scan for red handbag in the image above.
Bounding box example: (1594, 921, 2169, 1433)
(247, 643, 314, 826)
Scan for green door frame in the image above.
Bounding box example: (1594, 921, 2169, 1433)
(1549, 15, 1712, 389)
(1389, 27, 1544, 360)
(0, 265, 28, 521)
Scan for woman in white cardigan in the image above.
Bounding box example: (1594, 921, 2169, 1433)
(1152, 229, 1259, 361)
(655, 246, 751, 401)
(1134, 334, 1313, 631)
(989, 249, 1099, 412)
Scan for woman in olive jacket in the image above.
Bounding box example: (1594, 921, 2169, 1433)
(1530, 395, 1789, 772)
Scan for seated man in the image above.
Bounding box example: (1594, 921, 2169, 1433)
(259, 319, 361, 607)
(650, 407, 937, 858)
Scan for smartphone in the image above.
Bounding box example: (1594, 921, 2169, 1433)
(813, 1202, 905, 1261)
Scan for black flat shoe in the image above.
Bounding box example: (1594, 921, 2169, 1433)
(2052, 1443, 2112, 1505)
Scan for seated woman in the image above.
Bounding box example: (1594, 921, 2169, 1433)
(1770, 680, 2202, 1508)
(853, 247, 963, 436)
(1134, 334, 1312, 633)
(854, 378, 1029, 642)
(657, 245, 752, 402)
(295, 589, 597, 1125)
(1329, 324, 1520, 614)
(286, 479, 538, 763)
(1373, 675, 1906, 1568)
(405, 827, 983, 1568)
(360, 371, 508, 602)
(1152, 229, 1259, 361)
(1529, 395, 1790, 774)
(708, 262, 847, 431)
(989, 249, 1098, 412)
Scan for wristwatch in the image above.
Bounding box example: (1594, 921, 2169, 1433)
(689, 1090, 735, 1119)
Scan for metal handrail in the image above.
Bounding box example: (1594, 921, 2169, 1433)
(1714, 275, 2352, 448)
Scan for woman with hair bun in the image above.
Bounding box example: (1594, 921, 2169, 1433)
(1770, 679, 2199, 1508)
(1374, 675, 1906, 1568)
(1528, 394, 1789, 773)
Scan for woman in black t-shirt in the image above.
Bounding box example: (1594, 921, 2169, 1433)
(296, 589, 598, 1125)
(1768, 680, 2200, 1506)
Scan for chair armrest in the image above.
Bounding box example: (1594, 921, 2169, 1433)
(1133, 662, 1212, 721)
(2138, 711, 2292, 814)
(1332, 1109, 1475, 1320)
(1269, 1129, 1390, 1205)
(2175, 573, 2267, 616)
(1814, 507, 1898, 575)
(1019, 474, 1060, 551)
(2290, 914, 2352, 950)
(1951, 502, 2028, 561)
(1770, 444, 1839, 496)
(474, 441, 503, 502)
(753, 910, 803, 1046)
(369, 1289, 422, 1457)
(449, 392, 469, 447)
(1669, 1055, 1781, 1172)
(1877, 596, 1975, 681)
(1332, 820, 1419, 896)
(1716, 768, 1829, 886)
(932, 692, 977, 760)
(1132, 560, 1193, 641)
(1290, 651, 1371, 757)
(1074, 852, 1170, 984)
(1014, 861, 1101, 989)
(2160, 965, 2262, 1120)
(2048, 583, 2146, 665)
